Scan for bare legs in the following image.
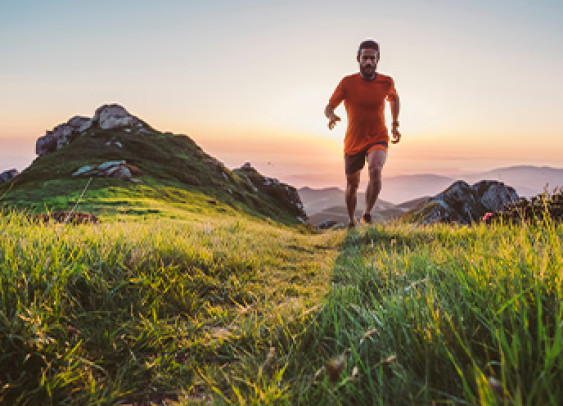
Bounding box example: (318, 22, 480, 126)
(345, 149, 387, 226)
(365, 149, 387, 216)
(346, 171, 361, 226)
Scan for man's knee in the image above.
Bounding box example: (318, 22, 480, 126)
(346, 173, 360, 190)
(368, 165, 382, 181)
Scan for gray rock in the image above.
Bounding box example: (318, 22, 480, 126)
(36, 116, 92, 156)
(0, 169, 19, 183)
(110, 166, 132, 179)
(473, 180, 519, 211)
(98, 160, 125, 171)
(72, 161, 131, 179)
(233, 163, 308, 222)
(93, 104, 140, 130)
(36, 104, 146, 157)
(72, 165, 96, 177)
(406, 180, 519, 224)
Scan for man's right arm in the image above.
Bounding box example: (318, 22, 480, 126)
(325, 104, 341, 130)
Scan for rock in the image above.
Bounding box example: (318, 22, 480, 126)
(72, 160, 133, 179)
(97, 160, 126, 171)
(107, 165, 132, 179)
(92, 104, 142, 130)
(317, 220, 338, 230)
(105, 139, 123, 148)
(68, 116, 92, 132)
(72, 165, 96, 177)
(0, 169, 19, 184)
(474, 180, 519, 211)
(36, 116, 91, 156)
(404, 180, 518, 224)
(36, 104, 146, 157)
(233, 162, 308, 222)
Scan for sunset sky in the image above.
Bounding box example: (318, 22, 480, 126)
(1, 0, 562, 189)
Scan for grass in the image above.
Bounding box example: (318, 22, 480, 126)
(0, 128, 306, 225)
(1, 210, 562, 405)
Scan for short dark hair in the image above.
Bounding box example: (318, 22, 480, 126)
(357, 40, 380, 58)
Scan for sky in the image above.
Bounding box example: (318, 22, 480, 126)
(1, 0, 563, 190)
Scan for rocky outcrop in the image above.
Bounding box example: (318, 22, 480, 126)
(72, 161, 140, 179)
(92, 104, 144, 130)
(405, 180, 518, 224)
(0, 169, 19, 184)
(234, 162, 307, 223)
(484, 189, 563, 224)
(36, 104, 146, 156)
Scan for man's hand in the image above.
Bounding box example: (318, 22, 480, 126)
(328, 113, 341, 130)
(325, 104, 341, 130)
(391, 124, 401, 144)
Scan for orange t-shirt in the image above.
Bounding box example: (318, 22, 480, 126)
(329, 72, 398, 155)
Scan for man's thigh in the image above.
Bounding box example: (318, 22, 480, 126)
(367, 149, 387, 172)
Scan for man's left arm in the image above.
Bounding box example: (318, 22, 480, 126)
(389, 95, 401, 144)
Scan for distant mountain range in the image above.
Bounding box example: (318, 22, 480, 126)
(299, 165, 563, 225)
(378, 166, 563, 204)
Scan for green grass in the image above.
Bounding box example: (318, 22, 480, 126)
(0, 128, 306, 225)
(1, 211, 562, 405)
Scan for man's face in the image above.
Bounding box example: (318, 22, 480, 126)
(358, 48, 379, 79)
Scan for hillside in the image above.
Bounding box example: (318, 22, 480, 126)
(0, 105, 306, 225)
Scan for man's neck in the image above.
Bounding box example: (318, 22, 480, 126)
(360, 72, 378, 81)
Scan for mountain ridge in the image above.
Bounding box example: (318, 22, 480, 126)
(0, 104, 307, 225)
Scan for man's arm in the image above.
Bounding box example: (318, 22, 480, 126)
(325, 104, 341, 130)
(389, 95, 401, 144)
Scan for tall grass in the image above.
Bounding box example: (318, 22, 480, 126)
(0, 212, 339, 404)
(1, 211, 562, 405)
(288, 221, 562, 405)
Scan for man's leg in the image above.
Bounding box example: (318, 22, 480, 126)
(346, 170, 361, 226)
(364, 149, 387, 220)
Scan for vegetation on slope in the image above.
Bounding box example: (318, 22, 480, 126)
(0, 127, 305, 225)
(1, 209, 561, 405)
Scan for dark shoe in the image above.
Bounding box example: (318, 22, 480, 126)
(347, 222, 356, 229)
(362, 213, 372, 224)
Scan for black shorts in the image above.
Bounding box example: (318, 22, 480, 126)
(344, 142, 388, 175)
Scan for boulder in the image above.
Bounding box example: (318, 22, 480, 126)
(72, 160, 134, 179)
(0, 169, 19, 184)
(405, 180, 518, 224)
(234, 163, 307, 222)
(71, 165, 96, 177)
(36, 115, 91, 156)
(92, 104, 142, 130)
(36, 104, 146, 157)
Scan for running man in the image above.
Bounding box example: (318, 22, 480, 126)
(325, 39, 401, 227)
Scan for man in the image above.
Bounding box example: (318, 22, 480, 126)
(325, 39, 401, 227)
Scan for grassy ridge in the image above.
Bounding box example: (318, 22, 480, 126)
(0, 128, 305, 225)
(1, 212, 562, 405)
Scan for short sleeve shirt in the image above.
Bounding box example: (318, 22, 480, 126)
(329, 72, 398, 155)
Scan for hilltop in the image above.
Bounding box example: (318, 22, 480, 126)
(0, 104, 306, 225)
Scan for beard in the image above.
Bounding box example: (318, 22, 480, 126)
(360, 65, 377, 80)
